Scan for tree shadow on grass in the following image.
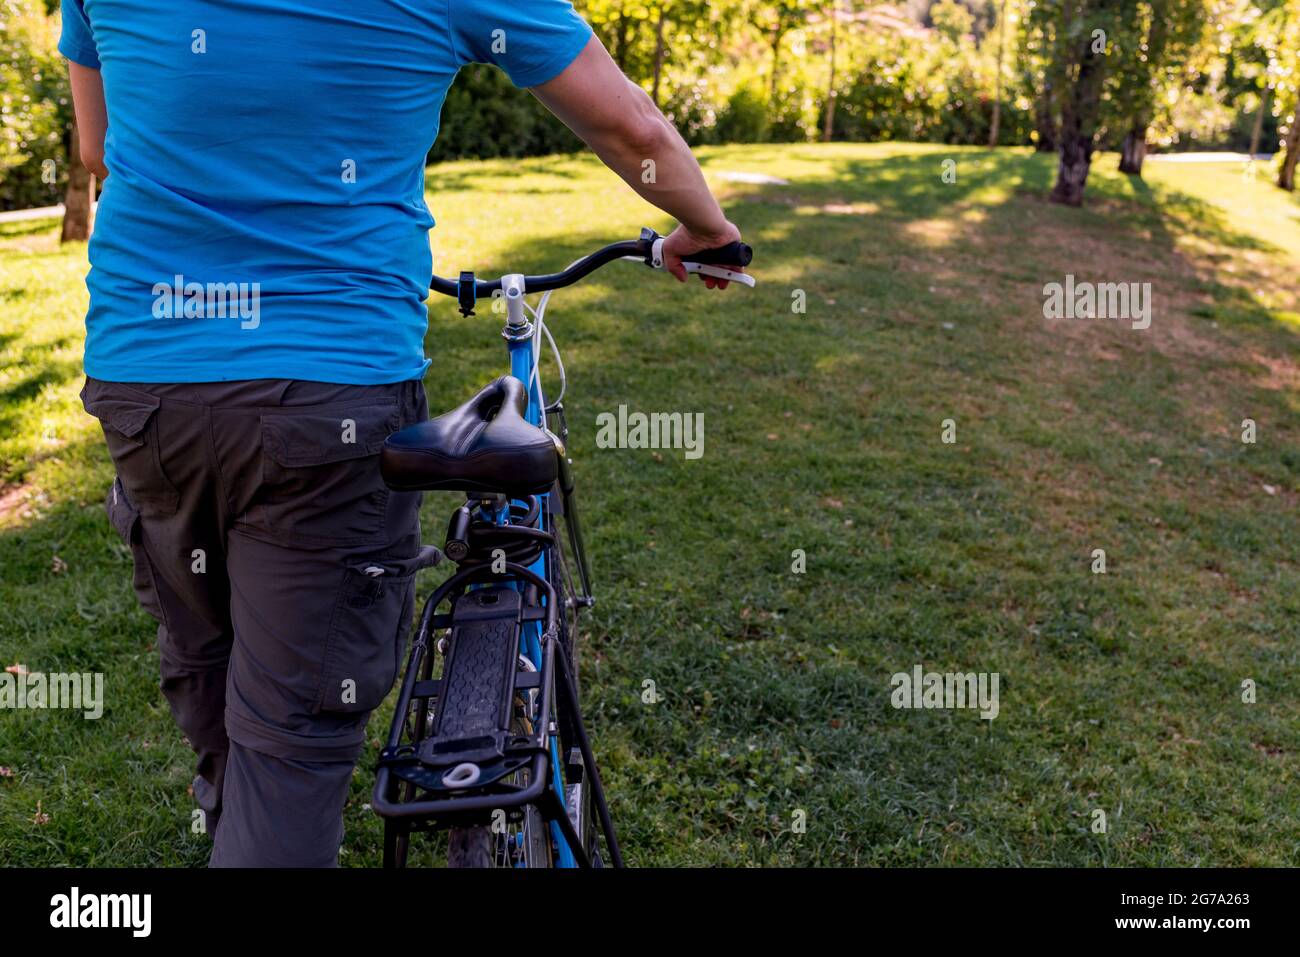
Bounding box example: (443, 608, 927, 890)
(0, 217, 62, 240)
(1119, 172, 1299, 340)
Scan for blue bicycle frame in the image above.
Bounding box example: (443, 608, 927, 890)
(506, 332, 577, 868)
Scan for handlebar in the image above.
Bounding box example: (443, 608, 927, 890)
(430, 227, 753, 316)
(678, 241, 752, 268)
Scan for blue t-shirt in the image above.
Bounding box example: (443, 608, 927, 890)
(59, 0, 592, 384)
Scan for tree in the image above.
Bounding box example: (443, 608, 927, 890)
(989, 0, 1008, 145)
(643, 0, 713, 106)
(60, 117, 95, 242)
(1021, 0, 1064, 151)
(932, 0, 975, 44)
(754, 0, 813, 102)
(1280, 103, 1300, 187)
(823, 0, 842, 140)
(1108, 0, 1209, 176)
(1218, 0, 1295, 162)
(1048, 0, 1140, 206)
(585, 0, 651, 73)
(1234, 1, 1279, 157)
(1254, 0, 1300, 189)
(1278, 36, 1300, 187)
(652, 3, 668, 104)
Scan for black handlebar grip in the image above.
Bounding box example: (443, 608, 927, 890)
(680, 242, 753, 268)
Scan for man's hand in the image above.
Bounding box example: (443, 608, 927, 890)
(661, 221, 744, 289)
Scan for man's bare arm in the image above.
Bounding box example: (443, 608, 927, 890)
(531, 37, 741, 285)
(68, 61, 109, 181)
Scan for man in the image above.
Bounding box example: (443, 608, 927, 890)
(61, 0, 743, 866)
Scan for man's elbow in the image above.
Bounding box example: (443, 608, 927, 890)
(80, 148, 108, 181)
(612, 90, 675, 160)
(623, 113, 674, 160)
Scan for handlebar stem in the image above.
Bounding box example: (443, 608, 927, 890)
(502, 274, 527, 328)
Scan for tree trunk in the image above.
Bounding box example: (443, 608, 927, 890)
(1117, 124, 1147, 176)
(1248, 87, 1269, 159)
(1050, 44, 1107, 207)
(769, 27, 784, 102)
(1117, 12, 1164, 179)
(822, 2, 838, 142)
(1034, 83, 1057, 152)
(651, 6, 667, 106)
(988, 0, 1006, 147)
(1279, 108, 1300, 191)
(612, 10, 633, 71)
(1033, 16, 1059, 152)
(61, 121, 96, 243)
(1052, 130, 1092, 206)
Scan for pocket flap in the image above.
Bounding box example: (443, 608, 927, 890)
(261, 400, 399, 468)
(350, 545, 443, 581)
(105, 477, 140, 542)
(83, 387, 161, 441)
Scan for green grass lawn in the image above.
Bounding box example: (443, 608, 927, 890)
(2, 143, 1298, 866)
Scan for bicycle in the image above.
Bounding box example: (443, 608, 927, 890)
(370, 226, 753, 868)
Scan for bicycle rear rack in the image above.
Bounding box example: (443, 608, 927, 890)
(372, 560, 620, 867)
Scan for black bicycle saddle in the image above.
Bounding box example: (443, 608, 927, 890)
(380, 376, 558, 497)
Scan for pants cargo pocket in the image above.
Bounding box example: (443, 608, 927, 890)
(105, 477, 169, 628)
(83, 380, 179, 517)
(258, 399, 400, 548)
(314, 547, 441, 715)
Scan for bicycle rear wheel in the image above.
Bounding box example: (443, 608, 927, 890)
(447, 488, 597, 868)
(446, 707, 552, 869)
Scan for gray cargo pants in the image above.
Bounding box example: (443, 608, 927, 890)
(82, 375, 433, 866)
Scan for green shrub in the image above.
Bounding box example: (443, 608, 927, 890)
(0, 0, 69, 211)
(662, 78, 720, 146)
(768, 81, 816, 143)
(427, 65, 582, 163)
(715, 84, 769, 143)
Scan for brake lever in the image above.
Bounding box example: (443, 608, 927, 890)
(681, 262, 756, 287)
